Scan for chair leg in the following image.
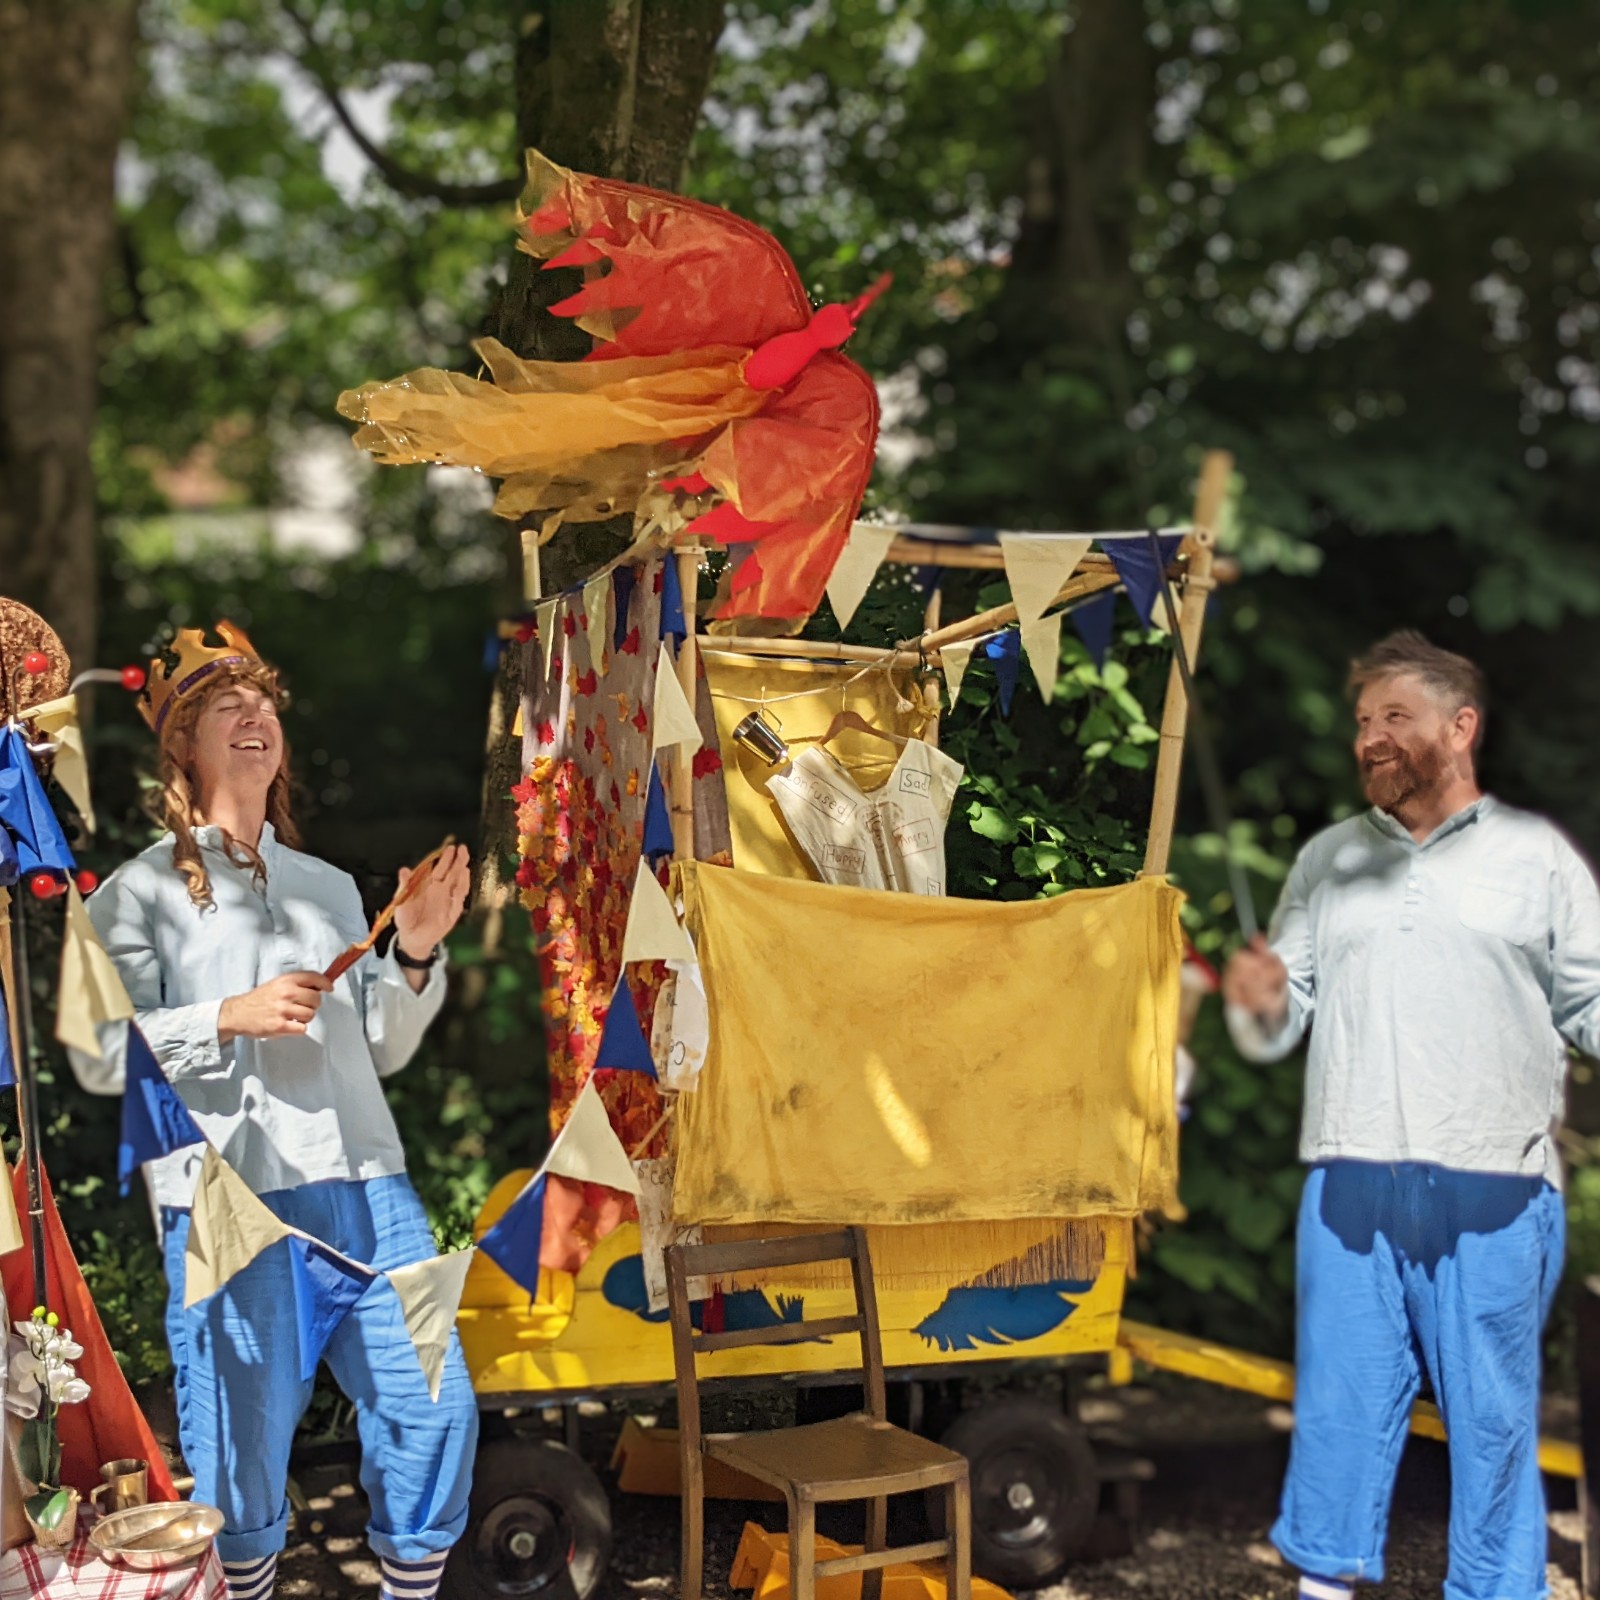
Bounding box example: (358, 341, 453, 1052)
(790, 1497, 817, 1600)
(862, 1494, 887, 1600)
(945, 1475, 971, 1600)
(681, 1458, 705, 1600)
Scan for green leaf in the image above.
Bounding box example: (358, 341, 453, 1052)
(969, 805, 1018, 844)
(18, 1420, 50, 1488)
(26, 1489, 72, 1530)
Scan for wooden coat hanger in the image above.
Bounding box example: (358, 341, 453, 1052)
(790, 707, 908, 752)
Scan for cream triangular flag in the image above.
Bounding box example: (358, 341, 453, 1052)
(544, 1078, 642, 1195)
(621, 859, 695, 964)
(825, 523, 898, 631)
(650, 642, 702, 753)
(185, 1146, 295, 1308)
(56, 886, 134, 1059)
(0, 1156, 23, 1259)
(26, 695, 93, 831)
(387, 1248, 476, 1401)
(941, 641, 975, 710)
(1019, 612, 1064, 705)
(536, 599, 560, 682)
(583, 574, 610, 673)
(999, 534, 1092, 624)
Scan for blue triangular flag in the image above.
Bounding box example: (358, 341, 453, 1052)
(595, 976, 657, 1078)
(1071, 592, 1117, 669)
(659, 559, 686, 644)
(0, 726, 73, 876)
(288, 1235, 375, 1383)
(0, 987, 13, 1093)
(915, 565, 943, 599)
(1104, 534, 1184, 627)
(642, 764, 674, 863)
(480, 1172, 547, 1300)
(984, 629, 1022, 717)
(612, 566, 637, 651)
(0, 824, 17, 888)
(118, 1027, 204, 1195)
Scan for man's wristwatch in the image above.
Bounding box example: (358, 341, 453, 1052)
(394, 942, 441, 971)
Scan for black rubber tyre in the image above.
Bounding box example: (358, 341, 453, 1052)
(442, 1437, 612, 1600)
(926, 1399, 1099, 1589)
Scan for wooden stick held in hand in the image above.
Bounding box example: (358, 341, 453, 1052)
(324, 837, 456, 982)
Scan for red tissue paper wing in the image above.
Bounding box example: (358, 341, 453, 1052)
(690, 352, 883, 620)
(518, 150, 813, 361)
(1, 1163, 178, 1502)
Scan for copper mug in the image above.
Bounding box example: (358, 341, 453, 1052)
(90, 1459, 148, 1516)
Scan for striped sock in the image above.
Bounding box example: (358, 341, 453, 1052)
(221, 1552, 278, 1600)
(1299, 1578, 1355, 1600)
(378, 1551, 450, 1600)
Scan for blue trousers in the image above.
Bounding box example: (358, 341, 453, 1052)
(1276, 1161, 1564, 1600)
(162, 1175, 479, 1566)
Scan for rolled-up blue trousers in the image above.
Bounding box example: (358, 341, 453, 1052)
(161, 1174, 479, 1566)
(1276, 1161, 1564, 1600)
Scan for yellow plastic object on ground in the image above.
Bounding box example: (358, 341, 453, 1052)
(729, 1521, 1013, 1600)
(1116, 1320, 1582, 1481)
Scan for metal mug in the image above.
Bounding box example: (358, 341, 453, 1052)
(90, 1458, 148, 1516)
(731, 709, 789, 767)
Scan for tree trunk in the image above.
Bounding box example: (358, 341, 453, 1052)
(475, 0, 726, 919)
(0, 0, 140, 669)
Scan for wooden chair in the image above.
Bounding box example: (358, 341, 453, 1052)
(666, 1228, 971, 1600)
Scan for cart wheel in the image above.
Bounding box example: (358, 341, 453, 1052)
(442, 1437, 612, 1600)
(927, 1398, 1099, 1588)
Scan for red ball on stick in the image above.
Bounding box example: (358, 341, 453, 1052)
(120, 665, 146, 692)
(74, 870, 99, 896)
(22, 651, 49, 677)
(27, 874, 61, 901)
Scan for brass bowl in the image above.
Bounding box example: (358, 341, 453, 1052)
(87, 1502, 224, 1570)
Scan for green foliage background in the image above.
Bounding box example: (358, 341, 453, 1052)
(10, 0, 1600, 1406)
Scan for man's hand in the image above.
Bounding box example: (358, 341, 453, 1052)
(1222, 935, 1290, 1023)
(219, 972, 333, 1043)
(393, 843, 471, 965)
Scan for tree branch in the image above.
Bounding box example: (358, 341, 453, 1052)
(277, 0, 522, 207)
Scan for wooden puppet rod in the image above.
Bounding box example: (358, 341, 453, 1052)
(1142, 450, 1233, 879)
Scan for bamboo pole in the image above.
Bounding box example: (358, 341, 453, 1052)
(916, 570, 1122, 657)
(1141, 451, 1233, 877)
(670, 549, 701, 860)
(920, 588, 944, 748)
(697, 636, 931, 669)
(5, 888, 48, 1297)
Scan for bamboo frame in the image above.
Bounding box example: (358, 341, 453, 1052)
(670, 549, 702, 860)
(1142, 451, 1233, 877)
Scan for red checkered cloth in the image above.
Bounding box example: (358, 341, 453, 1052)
(0, 1515, 225, 1600)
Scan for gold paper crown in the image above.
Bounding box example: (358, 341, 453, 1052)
(140, 621, 264, 734)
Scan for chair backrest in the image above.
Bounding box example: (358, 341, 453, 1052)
(665, 1228, 887, 1453)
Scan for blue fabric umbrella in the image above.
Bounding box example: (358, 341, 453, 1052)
(0, 725, 73, 877)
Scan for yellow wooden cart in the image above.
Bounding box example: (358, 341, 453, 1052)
(442, 454, 1584, 1600)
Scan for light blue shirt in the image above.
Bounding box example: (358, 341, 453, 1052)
(1226, 797, 1600, 1185)
(85, 823, 445, 1208)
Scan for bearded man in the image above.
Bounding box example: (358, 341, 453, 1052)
(86, 624, 477, 1600)
(1223, 631, 1600, 1600)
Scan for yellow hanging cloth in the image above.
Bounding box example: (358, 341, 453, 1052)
(673, 864, 1182, 1228)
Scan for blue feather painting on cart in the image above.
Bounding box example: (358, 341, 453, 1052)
(912, 1283, 1095, 1353)
(603, 1254, 811, 1334)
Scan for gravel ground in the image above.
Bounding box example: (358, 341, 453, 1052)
(260, 1376, 1585, 1599)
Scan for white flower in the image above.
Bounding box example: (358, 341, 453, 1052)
(47, 1373, 89, 1407)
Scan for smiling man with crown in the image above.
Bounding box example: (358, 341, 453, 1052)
(87, 622, 478, 1600)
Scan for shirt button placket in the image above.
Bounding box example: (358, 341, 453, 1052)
(1401, 861, 1420, 932)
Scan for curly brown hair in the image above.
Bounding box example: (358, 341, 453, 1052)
(149, 663, 301, 909)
